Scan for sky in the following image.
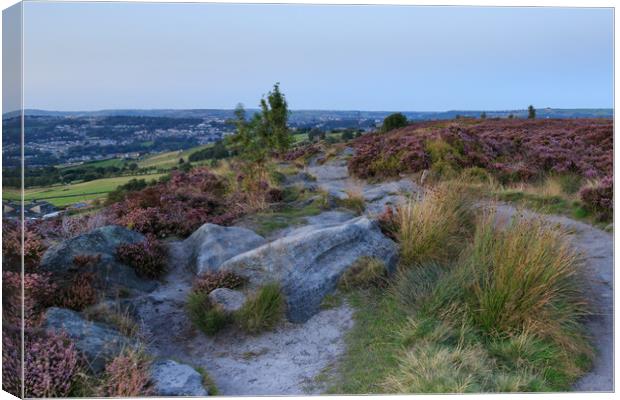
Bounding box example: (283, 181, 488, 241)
(8, 3, 615, 112)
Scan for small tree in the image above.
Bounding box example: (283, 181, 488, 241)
(480, 112, 487, 119)
(528, 105, 536, 119)
(507, 114, 514, 119)
(382, 112, 408, 132)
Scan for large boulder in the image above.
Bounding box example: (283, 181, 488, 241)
(43, 307, 137, 373)
(40, 225, 157, 295)
(184, 223, 266, 275)
(218, 217, 398, 322)
(150, 360, 209, 396)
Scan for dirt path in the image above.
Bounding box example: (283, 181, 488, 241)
(494, 204, 613, 392)
(134, 241, 354, 395)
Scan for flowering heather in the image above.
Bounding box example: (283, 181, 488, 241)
(107, 168, 242, 237)
(23, 330, 81, 398)
(2, 220, 46, 272)
(2, 327, 22, 396)
(3, 270, 56, 327)
(348, 119, 612, 182)
(56, 271, 99, 311)
(97, 349, 154, 397)
(116, 235, 168, 279)
(580, 176, 613, 220)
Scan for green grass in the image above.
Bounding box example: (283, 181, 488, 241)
(186, 291, 231, 336)
(3, 173, 166, 207)
(235, 283, 285, 334)
(326, 288, 407, 394)
(194, 366, 219, 395)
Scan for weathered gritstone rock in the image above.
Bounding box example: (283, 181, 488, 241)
(43, 307, 137, 373)
(208, 288, 247, 313)
(40, 225, 156, 295)
(150, 359, 209, 396)
(184, 223, 266, 275)
(218, 216, 398, 322)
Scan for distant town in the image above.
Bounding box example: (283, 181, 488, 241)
(3, 107, 612, 170)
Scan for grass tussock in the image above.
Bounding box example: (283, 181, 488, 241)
(397, 182, 475, 267)
(235, 283, 285, 334)
(186, 291, 231, 335)
(464, 212, 589, 344)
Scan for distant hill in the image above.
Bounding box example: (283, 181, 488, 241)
(3, 107, 613, 120)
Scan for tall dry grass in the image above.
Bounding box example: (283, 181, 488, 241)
(465, 211, 589, 350)
(397, 182, 475, 267)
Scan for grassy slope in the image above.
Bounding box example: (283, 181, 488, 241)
(3, 173, 166, 207)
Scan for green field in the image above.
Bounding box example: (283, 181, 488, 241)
(3, 173, 166, 207)
(138, 144, 213, 169)
(59, 157, 126, 171)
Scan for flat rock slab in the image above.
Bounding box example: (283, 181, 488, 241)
(150, 359, 209, 396)
(218, 216, 398, 322)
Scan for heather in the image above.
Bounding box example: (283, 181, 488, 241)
(116, 234, 169, 279)
(106, 166, 279, 238)
(580, 176, 613, 221)
(348, 119, 612, 182)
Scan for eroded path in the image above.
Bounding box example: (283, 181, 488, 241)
(133, 241, 354, 395)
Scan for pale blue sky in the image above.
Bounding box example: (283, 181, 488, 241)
(19, 3, 614, 111)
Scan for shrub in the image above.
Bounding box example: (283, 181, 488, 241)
(116, 235, 168, 279)
(580, 176, 613, 220)
(186, 291, 231, 335)
(382, 112, 408, 132)
(397, 183, 474, 267)
(23, 330, 82, 398)
(236, 283, 285, 334)
(192, 271, 247, 294)
(97, 348, 153, 397)
(339, 257, 388, 290)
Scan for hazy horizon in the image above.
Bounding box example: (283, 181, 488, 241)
(8, 3, 614, 112)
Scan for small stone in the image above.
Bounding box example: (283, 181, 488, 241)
(150, 359, 209, 396)
(208, 288, 247, 313)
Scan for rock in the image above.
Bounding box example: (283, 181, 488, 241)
(208, 288, 247, 313)
(218, 217, 398, 322)
(150, 360, 209, 396)
(40, 225, 156, 295)
(43, 307, 137, 373)
(184, 223, 266, 275)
